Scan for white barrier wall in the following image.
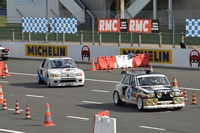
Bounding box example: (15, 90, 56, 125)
(1, 41, 200, 69)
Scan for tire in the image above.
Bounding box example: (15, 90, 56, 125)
(37, 71, 43, 84)
(113, 91, 125, 106)
(174, 107, 182, 111)
(2, 57, 8, 60)
(137, 96, 144, 111)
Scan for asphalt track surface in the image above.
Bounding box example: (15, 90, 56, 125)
(0, 59, 200, 133)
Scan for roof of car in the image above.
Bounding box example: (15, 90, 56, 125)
(126, 70, 165, 76)
(46, 57, 72, 60)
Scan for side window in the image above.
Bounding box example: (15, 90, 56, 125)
(41, 59, 46, 68)
(43, 60, 48, 69)
(122, 75, 131, 85)
(130, 76, 136, 87)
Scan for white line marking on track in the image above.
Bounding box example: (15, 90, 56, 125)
(86, 78, 120, 83)
(0, 129, 25, 133)
(0, 81, 9, 83)
(161, 111, 172, 113)
(26, 94, 44, 98)
(140, 126, 166, 131)
(91, 90, 109, 93)
(9, 72, 200, 91)
(82, 101, 103, 104)
(66, 116, 90, 121)
(7, 108, 24, 112)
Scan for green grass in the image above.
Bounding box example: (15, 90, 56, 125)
(0, 16, 7, 27)
(0, 16, 200, 46)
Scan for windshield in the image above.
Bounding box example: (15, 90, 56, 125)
(136, 75, 170, 86)
(50, 59, 77, 69)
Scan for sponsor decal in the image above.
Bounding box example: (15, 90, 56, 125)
(81, 45, 90, 61)
(126, 86, 132, 100)
(120, 48, 172, 64)
(25, 44, 68, 57)
(189, 49, 200, 67)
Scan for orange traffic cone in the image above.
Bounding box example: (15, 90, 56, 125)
(25, 105, 31, 119)
(43, 103, 55, 126)
(172, 76, 178, 88)
(90, 58, 96, 71)
(191, 92, 197, 105)
(2, 96, 7, 110)
(0, 85, 3, 104)
(183, 89, 188, 102)
(121, 66, 126, 74)
(4, 62, 10, 76)
(107, 64, 111, 72)
(150, 65, 153, 72)
(2, 69, 5, 79)
(15, 100, 20, 114)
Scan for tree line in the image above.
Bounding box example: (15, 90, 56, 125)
(0, 0, 6, 8)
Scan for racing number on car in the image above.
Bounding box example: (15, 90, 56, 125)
(126, 86, 132, 100)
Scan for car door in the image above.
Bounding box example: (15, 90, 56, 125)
(39, 59, 48, 81)
(130, 75, 137, 103)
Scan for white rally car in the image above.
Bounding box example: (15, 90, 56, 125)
(37, 57, 85, 87)
(0, 45, 10, 60)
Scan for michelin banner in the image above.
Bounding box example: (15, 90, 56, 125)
(0, 41, 199, 68)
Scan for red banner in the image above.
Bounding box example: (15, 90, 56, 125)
(128, 19, 152, 33)
(98, 19, 120, 32)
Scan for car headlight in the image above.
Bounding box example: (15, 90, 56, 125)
(157, 92, 162, 98)
(76, 72, 83, 76)
(174, 97, 184, 104)
(152, 99, 158, 105)
(52, 74, 60, 78)
(170, 92, 175, 97)
(146, 99, 152, 105)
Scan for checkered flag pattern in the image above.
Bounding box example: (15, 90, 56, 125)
(22, 17, 48, 33)
(50, 18, 77, 34)
(186, 19, 200, 37)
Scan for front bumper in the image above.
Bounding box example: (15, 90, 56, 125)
(49, 78, 84, 86)
(143, 104, 185, 109)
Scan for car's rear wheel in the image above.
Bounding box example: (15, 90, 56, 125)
(137, 96, 144, 111)
(113, 91, 125, 106)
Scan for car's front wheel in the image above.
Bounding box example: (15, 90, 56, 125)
(2, 57, 8, 60)
(113, 91, 125, 106)
(46, 77, 51, 88)
(137, 96, 144, 111)
(37, 71, 43, 84)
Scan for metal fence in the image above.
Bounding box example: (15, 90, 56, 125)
(1, 10, 200, 48)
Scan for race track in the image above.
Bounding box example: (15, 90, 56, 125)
(0, 59, 200, 133)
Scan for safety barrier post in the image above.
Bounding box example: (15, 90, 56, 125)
(118, 32, 121, 46)
(99, 33, 102, 46)
(80, 30, 83, 45)
(12, 29, 15, 42)
(181, 32, 184, 43)
(159, 32, 162, 47)
(28, 32, 31, 42)
(138, 33, 141, 47)
(62, 33, 65, 44)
